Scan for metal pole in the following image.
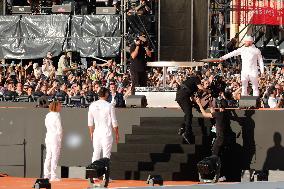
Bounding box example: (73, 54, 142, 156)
(190, 0, 194, 61)
(3, 0, 6, 15)
(158, 0, 161, 61)
(123, 0, 127, 72)
(207, 0, 210, 58)
(120, 0, 124, 70)
(23, 139, 26, 178)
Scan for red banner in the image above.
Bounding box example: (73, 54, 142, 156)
(234, 0, 284, 25)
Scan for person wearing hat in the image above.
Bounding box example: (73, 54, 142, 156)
(220, 35, 264, 96)
(176, 71, 210, 144)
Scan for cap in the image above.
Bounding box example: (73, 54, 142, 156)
(244, 35, 253, 42)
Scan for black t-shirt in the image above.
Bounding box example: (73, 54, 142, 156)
(176, 76, 201, 99)
(212, 111, 232, 134)
(129, 43, 147, 72)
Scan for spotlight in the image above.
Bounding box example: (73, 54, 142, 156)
(33, 178, 51, 189)
(197, 155, 221, 183)
(86, 158, 110, 188)
(146, 175, 163, 186)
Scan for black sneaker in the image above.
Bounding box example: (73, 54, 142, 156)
(177, 127, 185, 135)
(182, 133, 193, 144)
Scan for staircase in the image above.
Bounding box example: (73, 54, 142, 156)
(110, 117, 213, 181)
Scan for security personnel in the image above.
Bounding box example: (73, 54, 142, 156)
(88, 87, 119, 163)
(44, 101, 63, 181)
(176, 71, 210, 144)
(220, 35, 264, 96)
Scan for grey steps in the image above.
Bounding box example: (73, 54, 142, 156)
(140, 117, 184, 127)
(117, 144, 195, 153)
(140, 117, 211, 128)
(125, 134, 183, 144)
(111, 153, 188, 163)
(125, 134, 204, 145)
(110, 161, 181, 172)
(131, 126, 204, 135)
(110, 170, 175, 180)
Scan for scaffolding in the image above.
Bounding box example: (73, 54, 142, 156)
(208, 0, 232, 58)
(208, 0, 283, 62)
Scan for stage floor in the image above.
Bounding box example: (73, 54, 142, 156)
(1, 177, 284, 189)
(0, 177, 198, 189)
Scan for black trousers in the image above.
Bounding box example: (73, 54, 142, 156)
(176, 97, 193, 136)
(130, 69, 147, 95)
(212, 126, 224, 156)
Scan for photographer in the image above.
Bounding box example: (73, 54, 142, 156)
(176, 71, 210, 144)
(129, 35, 151, 94)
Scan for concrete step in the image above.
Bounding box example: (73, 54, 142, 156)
(110, 161, 182, 172)
(140, 117, 211, 128)
(111, 153, 188, 163)
(110, 170, 176, 180)
(131, 126, 204, 135)
(117, 144, 195, 154)
(125, 134, 183, 144)
(125, 134, 204, 145)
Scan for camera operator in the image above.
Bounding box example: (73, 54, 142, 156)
(176, 71, 210, 144)
(129, 35, 151, 94)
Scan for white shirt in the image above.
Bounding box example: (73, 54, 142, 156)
(42, 62, 53, 78)
(45, 112, 63, 143)
(88, 99, 118, 137)
(268, 96, 278, 108)
(221, 45, 264, 76)
(34, 67, 42, 78)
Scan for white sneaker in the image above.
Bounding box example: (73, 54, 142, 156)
(218, 176, 226, 182)
(43, 175, 50, 180)
(50, 177, 61, 182)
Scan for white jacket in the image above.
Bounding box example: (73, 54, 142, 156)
(88, 100, 118, 137)
(221, 45, 264, 76)
(45, 112, 63, 144)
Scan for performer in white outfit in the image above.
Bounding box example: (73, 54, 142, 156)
(220, 35, 264, 96)
(88, 87, 119, 163)
(44, 101, 63, 181)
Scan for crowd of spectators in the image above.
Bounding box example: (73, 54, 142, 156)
(0, 51, 284, 109)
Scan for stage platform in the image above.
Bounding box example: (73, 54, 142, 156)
(1, 177, 284, 189)
(0, 177, 197, 189)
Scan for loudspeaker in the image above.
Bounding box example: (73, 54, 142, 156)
(126, 95, 147, 108)
(239, 96, 258, 109)
(197, 155, 221, 183)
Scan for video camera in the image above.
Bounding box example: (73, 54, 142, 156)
(134, 35, 148, 47)
(210, 75, 227, 98)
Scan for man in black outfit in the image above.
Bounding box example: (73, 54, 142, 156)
(196, 98, 233, 156)
(176, 71, 210, 144)
(129, 36, 151, 94)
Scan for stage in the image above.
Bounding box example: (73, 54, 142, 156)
(1, 104, 284, 181)
(1, 177, 284, 189)
(0, 177, 198, 189)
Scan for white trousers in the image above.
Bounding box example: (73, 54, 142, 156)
(44, 142, 61, 179)
(241, 73, 259, 96)
(92, 134, 113, 163)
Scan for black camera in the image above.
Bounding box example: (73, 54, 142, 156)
(210, 75, 227, 98)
